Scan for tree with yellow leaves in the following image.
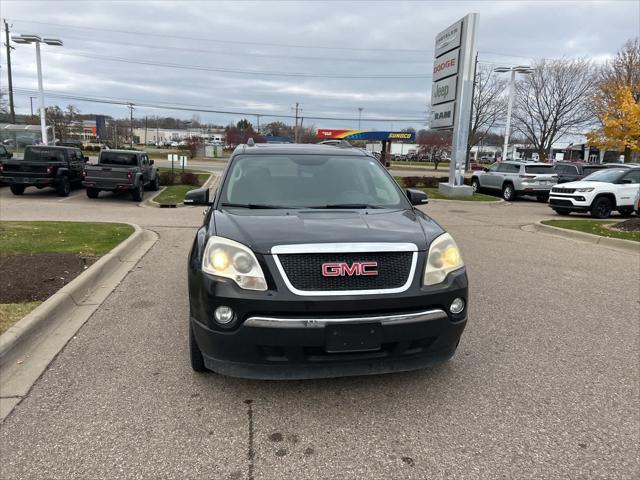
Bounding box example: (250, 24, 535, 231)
(587, 84, 640, 162)
(588, 38, 640, 163)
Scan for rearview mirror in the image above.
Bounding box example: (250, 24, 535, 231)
(184, 187, 211, 206)
(406, 188, 428, 206)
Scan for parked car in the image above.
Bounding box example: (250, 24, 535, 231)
(82, 149, 159, 201)
(635, 187, 640, 216)
(183, 142, 468, 379)
(0, 145, 87, 196)
(553, 161, 631, 184)
(548, 167, 640, 218)
(471, 161, 557, 201)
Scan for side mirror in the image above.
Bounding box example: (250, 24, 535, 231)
(149, 159, 155, 165)
(483, 167, 489, 172)
(184, 187, 211, 206)
(406, 188, 428, 206)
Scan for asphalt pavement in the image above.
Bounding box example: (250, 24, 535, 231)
(0, 188, 638, 479)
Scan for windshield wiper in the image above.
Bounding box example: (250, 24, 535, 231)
(221, 202, 288, 209)
(309, 203, 384, 209)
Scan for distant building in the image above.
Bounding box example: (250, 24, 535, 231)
(132, 127, 224, 145)
(263, 134, 293, 144)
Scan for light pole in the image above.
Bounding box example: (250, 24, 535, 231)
(358, 107, 363, 130)
(12, 34, 63, 146)
(494, 65, 534, 161)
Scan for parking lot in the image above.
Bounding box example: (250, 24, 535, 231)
(1, 186, 638, 479)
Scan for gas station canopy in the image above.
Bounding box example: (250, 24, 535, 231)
(317, 129, 416, 142)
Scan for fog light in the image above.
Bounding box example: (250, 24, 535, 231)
(214, 306, 236, 325)
(450, 298, 465, 314)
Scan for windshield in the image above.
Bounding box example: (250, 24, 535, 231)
(524, 165, 554, 174)
(99, 151, 138, 166)
(23, 147, 65, 162)
(220, 154, 408, 209)
(582, 169, 626, 182)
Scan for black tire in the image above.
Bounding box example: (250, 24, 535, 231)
(150, 175, 160, 191)
(552, 209, 571, 216)
(131, 182, 144, 202)
(56, 177, 70, 197)
(189, 323, 207, 372)
(618, 207, 634, 217)
(86, 187, 99, 199)
(590, 196, 613, 219)
(10, 184, 25, 195)
(502, 183, 516, 201)
(471, 177, 481, 193)
(536, 194, 549, 203)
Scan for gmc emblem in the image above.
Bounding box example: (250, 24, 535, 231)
(322, 262, 378, 277)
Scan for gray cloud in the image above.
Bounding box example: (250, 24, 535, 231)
(1, 0, 638, 130)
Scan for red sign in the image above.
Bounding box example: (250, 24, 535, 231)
(317, 129, 350, 139)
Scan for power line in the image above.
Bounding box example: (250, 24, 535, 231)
(8, 87, 428, 122)
(43, 50, 433, 79)
(7, 18, 432, 54)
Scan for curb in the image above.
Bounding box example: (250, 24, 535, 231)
(525, 221, 640, 254)
(426, 197, 503, 204)
(145, 172, 216, 208)
(0, 223, 158, 421)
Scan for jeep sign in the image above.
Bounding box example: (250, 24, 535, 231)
(434, 19, 462, 57)
(431, 76, 457, 106)
(432, 49, 459, 82)
(431, 102, 455, 129)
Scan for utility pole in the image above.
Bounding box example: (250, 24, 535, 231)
(3, 20, 16, 123)
(294, 102, 300, 143)
(255, 114, 261, 133)
(29, 96, 35, 116)
(144, 115, 148, 145)
(156, 116, 159, 145)
(358, 107, 363, 130)
(127, 103, 134, 148)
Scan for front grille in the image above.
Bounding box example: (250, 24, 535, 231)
(552, 187, 575, 194)
(550, 198, 573, 207)
(277, 251, 413, 292)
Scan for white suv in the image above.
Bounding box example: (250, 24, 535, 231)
(548, 167, 640, 218)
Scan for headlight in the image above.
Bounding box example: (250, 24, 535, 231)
(575, 187, 594, 192)
(423, 233, 464, 286)
(202, 236, 267, 291)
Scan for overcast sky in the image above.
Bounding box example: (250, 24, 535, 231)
(1, 0, 638, 131)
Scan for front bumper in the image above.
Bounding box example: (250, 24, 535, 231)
(189, 258, 468, 379)
(549, 194, 592, 212)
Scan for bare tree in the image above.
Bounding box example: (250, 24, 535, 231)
(466, 65, 508, 166)
(599, 38, 640, 102)
(511, 59, 596, 160)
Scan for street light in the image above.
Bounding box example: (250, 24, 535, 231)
(494, 65, 534, 161)
(12, 34, 63, 146)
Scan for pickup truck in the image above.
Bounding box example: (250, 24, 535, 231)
(83, 149, 159, 201)
(0, 145, 87, 196)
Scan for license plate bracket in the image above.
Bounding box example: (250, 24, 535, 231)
(325, 323, 382, 353)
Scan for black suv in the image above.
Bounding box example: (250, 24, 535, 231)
(185, 143, 468, 379)
(0, 145, 87, 196)
(553, 162, 628, 184)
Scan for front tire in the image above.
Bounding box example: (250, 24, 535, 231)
(502, 183, 516, 201)
(590, 197, 613, 219)
(189, 324, 207, 372)
(131, 182, 144, 202)
(471, 177, 481, 193)
(56, 177, 70, 197)
(150, 175, 160, 191)
(86, 187, 99, 199)
(10, 184, 25, 195)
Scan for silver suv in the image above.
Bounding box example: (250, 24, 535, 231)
(471, 161, 558, 201)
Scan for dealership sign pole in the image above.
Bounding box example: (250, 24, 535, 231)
(431, 13, 479, 196)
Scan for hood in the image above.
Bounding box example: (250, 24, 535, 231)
(553, 180, 611, 190)
(212, 208, 443, 254)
